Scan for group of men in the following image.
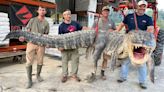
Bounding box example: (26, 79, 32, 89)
(20, 0, 153, 90)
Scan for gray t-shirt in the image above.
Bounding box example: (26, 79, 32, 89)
(26, 17, 49, 34)
(92, 17, 116, 32)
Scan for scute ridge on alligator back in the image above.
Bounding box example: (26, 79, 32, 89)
(4, 30, 96, 49)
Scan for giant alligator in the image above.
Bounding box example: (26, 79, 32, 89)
(4, 30, 156, 83)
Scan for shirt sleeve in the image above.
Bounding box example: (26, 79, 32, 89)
(92, 19, 98, 29)
(44, 23, 49, 34)
(76, 22, 82, 30)
(147, 17, 153, 26)
(123, 15, 129, 25)
(26, 18, 33, 30)
(58, 24, 62, 34)
(111, 19, 116, 30)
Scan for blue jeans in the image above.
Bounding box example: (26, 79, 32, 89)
(120, 58, 147, 83)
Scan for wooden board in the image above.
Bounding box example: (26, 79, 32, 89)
(0, 45, 26, 52)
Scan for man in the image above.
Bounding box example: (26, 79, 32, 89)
(19, 6, 49, 88)
(58, 9, 83, 83)
(116, 0, 153, 89)
(92, 6, 116, 80)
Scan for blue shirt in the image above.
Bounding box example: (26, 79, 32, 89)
(58, 21, 82, 34)
(123, 13, 153, 33)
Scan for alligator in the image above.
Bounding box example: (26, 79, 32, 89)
(4, 30, 156, 83)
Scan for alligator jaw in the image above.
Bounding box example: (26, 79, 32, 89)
(128, 44, 152, 65)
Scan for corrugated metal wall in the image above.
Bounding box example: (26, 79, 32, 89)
(55, 0, 75, 13)
(75, 0, 89, 11)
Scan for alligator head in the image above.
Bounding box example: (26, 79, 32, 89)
(127, 30, 156, 65)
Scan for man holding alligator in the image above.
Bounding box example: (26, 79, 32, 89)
(58, 9, 84, 83)
(19, 6, 49, 88)
(92, 6, 116, 80)
(116, 0, 154, 89)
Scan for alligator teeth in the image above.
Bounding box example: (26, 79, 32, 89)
(136, 46, 138, 49)
(134, 45, 138, 49)
(133, 46, 135, 50)
(137, 45, 140, 48)
(134, 46, 136, 49)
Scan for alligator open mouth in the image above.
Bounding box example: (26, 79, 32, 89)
(128, 44, 151, 65)
(133, 45, 146, 59)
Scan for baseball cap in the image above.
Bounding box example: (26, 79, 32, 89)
(102, 6, 110, 11)
(137, 0, 148, 6)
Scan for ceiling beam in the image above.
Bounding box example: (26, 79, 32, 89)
(0, 0, 56, 9)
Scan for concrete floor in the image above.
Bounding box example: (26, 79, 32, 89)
(0, 52, 164, 92)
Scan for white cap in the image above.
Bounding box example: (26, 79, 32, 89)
(102, 6, 110, 11)
(137, 0, 148, 6)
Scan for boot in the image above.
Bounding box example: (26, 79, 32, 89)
(117, 78, 126, 83)
(139, 83, 147, 89)
(101, 70, 106, 80)
(26, 65, 32, 89)
(61, 75, 67, 83)
(36, 65, 43, 82)
(86, 73, 96, 83)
